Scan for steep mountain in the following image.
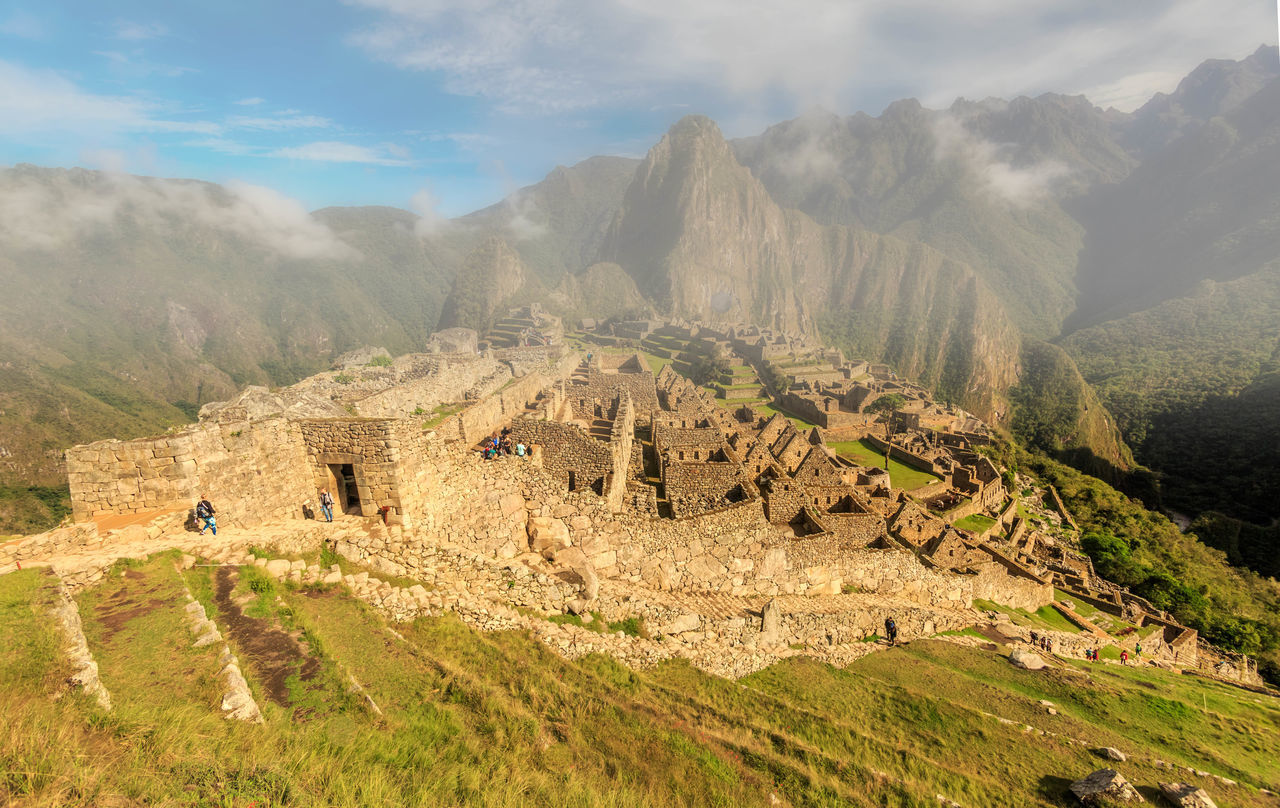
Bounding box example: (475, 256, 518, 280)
(456, 155, 640, 284)
(1123, 44, 1280, 156)
(731, 96, 1131, 339)
(437, 237, 529, 331)
(1066, 76, 1280, 330)
(599, 115, 1025, 422)
(558, 262, 653, 321)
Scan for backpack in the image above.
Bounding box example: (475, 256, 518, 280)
(196, 501, 211, 518)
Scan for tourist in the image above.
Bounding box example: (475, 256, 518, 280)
(1135, 642, 1142, 661)
(516, 442, 527, 458)
(884, 616, 898, 646)
(319, 489, 334, 522)
(195, 495, 217, 536)
(1120, 649, 1129, 665)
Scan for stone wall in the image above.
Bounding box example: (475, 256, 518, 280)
(298, 419, 404, 521)
(354, 356, 509, 418)
(510, 420, 613, 493)
(662, 460, 754, 517)
(66, 417, 313, 525)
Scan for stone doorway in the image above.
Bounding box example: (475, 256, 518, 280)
(328, 463, 363, 515)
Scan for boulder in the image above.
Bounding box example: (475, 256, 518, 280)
(1098, 747, 1127, 762)
(264, 559, 291, 579)
(1158, 783, 1218, 808)
(1069, 769, 1144, 804)
(1009, 649, 1046, 670)
(527, 517, 571, 558)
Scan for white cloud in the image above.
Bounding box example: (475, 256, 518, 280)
(409, 187, 448, 236)
(113, 21, 169, 41)
(228, 114, 335, 131)
(235, 97, 266, 106)
(0, 59, 218, 135)
(269, 141, 411, 165)
(931, 114, 1070, 206)
(344, 0, 1277, 115)
(0, 167, 359, 260)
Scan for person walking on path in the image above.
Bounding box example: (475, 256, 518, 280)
(196, 496, 217, 536)
(1120, 649, 1129, 665)
(319, 489, 334, 522)
(884, 616, 898, 647)
(1134, 642, 1142, 661)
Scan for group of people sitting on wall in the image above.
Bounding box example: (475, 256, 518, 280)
(479, 428, 528, 461)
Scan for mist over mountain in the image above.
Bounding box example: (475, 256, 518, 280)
(1, 47, 1277, 559)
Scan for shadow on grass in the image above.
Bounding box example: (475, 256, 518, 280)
(1035, 773, 1076, 806)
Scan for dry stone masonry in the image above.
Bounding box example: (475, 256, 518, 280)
(5, 320, 1220, 686)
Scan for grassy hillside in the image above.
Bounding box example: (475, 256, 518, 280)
(2, 563, 1277, 807)
(1018, 451, 1280, 680)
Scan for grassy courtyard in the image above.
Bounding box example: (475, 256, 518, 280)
(828, 439, 942, 491)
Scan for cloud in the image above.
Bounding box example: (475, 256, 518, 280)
(235, 97, 266, 106)
(113, 21, 169, 41)
(344, 0, 1276, 116)
(1075, 70, 1185, 112)
(269, 141, 411, 165)
(0, 59, 218, 135)
(228, 114, 335, 131)
(409, 187, 448, 236)
(931, 114, 1070, 206)
(0, 167, 359, 260)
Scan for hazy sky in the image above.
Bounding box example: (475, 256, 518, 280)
(0, 0, 1275, 215)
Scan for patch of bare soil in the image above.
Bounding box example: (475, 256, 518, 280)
(95, 568, 168, 640)
(213, 566, 322, 714)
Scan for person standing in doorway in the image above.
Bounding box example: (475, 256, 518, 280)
(319, 489, 334, 522)
(196, 495, 217, 536)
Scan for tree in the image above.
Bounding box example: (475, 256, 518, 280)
(866, 393, 906, 414)
(689, 349, 731, 386)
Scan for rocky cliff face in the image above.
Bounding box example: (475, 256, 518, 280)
(600, 115, 1023, 422)
(437, 237, 529, 331)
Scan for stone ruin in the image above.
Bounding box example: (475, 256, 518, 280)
(2, 318, 1226, 684)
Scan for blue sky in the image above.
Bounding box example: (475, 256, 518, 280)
(1, 0, 1275, 216)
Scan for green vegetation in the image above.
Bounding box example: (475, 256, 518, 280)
(953, 513, 997, 534)
(828, 439, 942, 491)
(334, 373, 355, 385)
(365, 354, 393, 367)
(1024, 451, 1280, 683)
(688, 349, 731, 386)
(423, 402, 467, 430)
(973, 599, 1078, 635)
(865, 393, 906, 414)
(5, 590, 1279, 808)
(0, 484, 71, 535)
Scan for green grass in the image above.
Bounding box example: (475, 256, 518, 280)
(3, 576, 1279, 807)
(829, 439, 943, 491)
(973, 599, 1081, 635)
(953, 513, 998, 533)
(423, 402, 467, 429)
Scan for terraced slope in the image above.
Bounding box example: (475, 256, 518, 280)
(2, 559, 1276, 807)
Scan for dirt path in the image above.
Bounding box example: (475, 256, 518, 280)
(213, 566, 321, 713)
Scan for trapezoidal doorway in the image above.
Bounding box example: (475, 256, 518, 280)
(328, 463, 363, 515)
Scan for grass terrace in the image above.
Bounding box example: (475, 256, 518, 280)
(2, 572, 1279, 806)
(953, 513, 998, 534)
(829, 439, 942, 491)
